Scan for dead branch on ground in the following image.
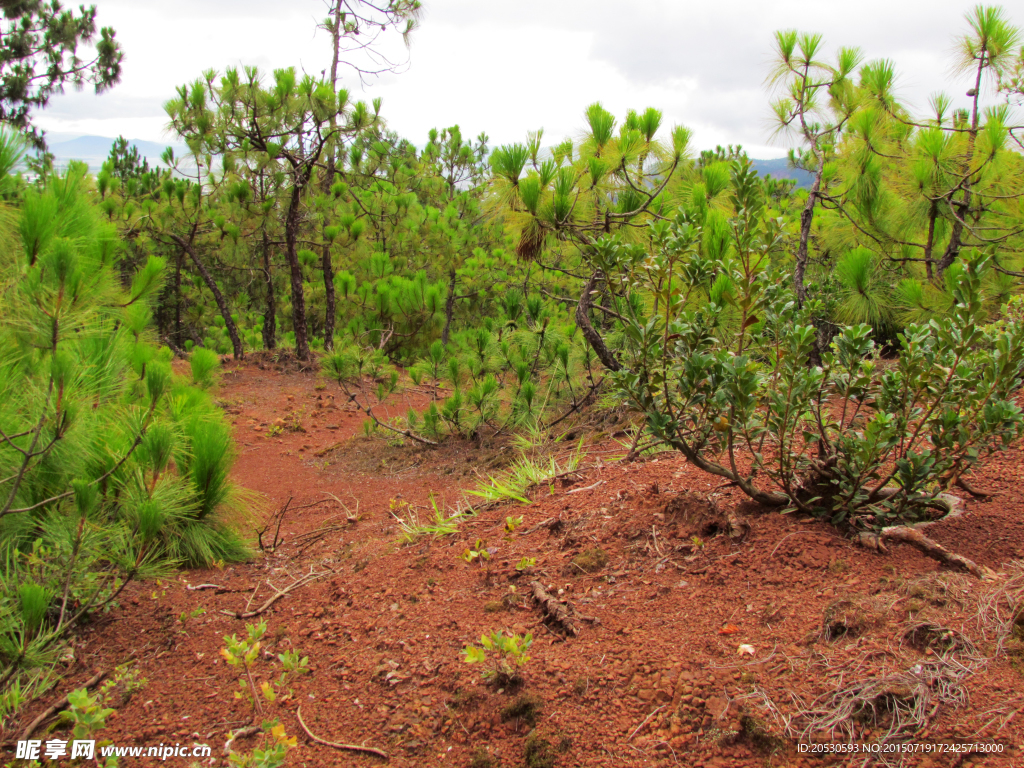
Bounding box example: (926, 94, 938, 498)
(220, 568, 328, 619)
(529, 580, 579, 636)
(296, 706, 388, 759)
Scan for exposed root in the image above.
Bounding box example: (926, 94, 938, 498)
(714, 497, 749, 540)
(529, 580, 579, 637)
(856, 526, 993, 579)
(296, 706, 388, 759)
(956, 476, 998, 498)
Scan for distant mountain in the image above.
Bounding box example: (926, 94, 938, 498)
(48, 135, 182, 171)
(750, 157, 813, 189)
(47, 135, 817, 192)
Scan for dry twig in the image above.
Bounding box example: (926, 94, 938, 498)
(220, 569, 328, 619)
(296, 706, 388, 759)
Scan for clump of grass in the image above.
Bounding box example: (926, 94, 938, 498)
(470, 747, 496, 768)
(467, 441, 584, 507)
(501, 693, 542, 726)
(738, 715, 786, 756)
(821, 597, 883, 642)
(391, 496, 471, 544)
(571, 547, 608, 574)
(522, 732, 556, 768)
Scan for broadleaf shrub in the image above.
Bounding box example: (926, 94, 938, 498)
(611, 163, 1024, 529)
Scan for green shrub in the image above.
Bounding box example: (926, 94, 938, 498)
(611, 165, 1024, 529)
(0, 140, 248, 701)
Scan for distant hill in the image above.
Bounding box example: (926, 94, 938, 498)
(48, 135, 182, 172)
(750, 157, 813, 189)
(47, 135, 817, 191)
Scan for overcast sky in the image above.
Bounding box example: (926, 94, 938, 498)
(33, 0, 1019, 159)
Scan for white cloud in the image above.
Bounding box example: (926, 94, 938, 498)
(29, 0, 1021, 159)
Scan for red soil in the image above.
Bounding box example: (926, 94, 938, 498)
(8, 361, 1024, 767)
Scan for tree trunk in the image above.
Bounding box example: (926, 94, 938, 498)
(441, 267, 456, 345)
(794, 158, 824, 307)
(174, 248, 183, 348)
(261, 228, 276, 350)
(174, 237, 243, 360)
(322, 243, 336, 351)
(285, 182, 310, 361)
(576, 271, 620, 372)
(923, 202, 937, 281)
(795, 158, 825, 366)
(937, 59, 984, 278)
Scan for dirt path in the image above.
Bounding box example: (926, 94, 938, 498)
(10, 362, 1024, 768)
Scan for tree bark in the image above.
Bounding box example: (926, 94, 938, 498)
(576, 271, 620, 372)
(936, 58, 984, 278)
(794, 158, 825, 308)
(261, 227, 276, 350)
(322, 242, 336, 351)
(317, 3, 344, 353)
(441, 267, 457, 345)
(173, 238, 243, 359)
(285, 181, 310, 361)
(174, 247, 183, 348)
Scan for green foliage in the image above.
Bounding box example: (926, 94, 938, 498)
(467, 442, 584, 506)
(613, 176, 1024, 528)
(61, 687, 115, 742)
(227, 720, 297, 768)
(461, 630, 533, 686)
(190, 347, 221, 388)
(460, 538, 492, 565)
(0, 4, 123, 146)
(0, 154, 247, 694)
(390, 495, 469, 543)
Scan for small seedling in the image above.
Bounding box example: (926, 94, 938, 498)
(100, 664, 147, 706)
(515, 557, 537, 571)
(221, 621, 269, 714)
(59, 688, 115, 742)
(227, 719, 296, 768)
(461, 630, 533, 687)
(178, 606, 207, 632)
(461, 539, 492, 565)
(505, 515, 524, 533)
(276, 649, 309, 692)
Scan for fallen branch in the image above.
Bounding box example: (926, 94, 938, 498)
(341, 387, 437, 447)
(529, 580, 579, 636)
(314, 441, 344, 457)
(21, 670, 108, 741)
(857, 526, 993, 579)
(296, 706, 388, 760)
(220, 571, 328, 619)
